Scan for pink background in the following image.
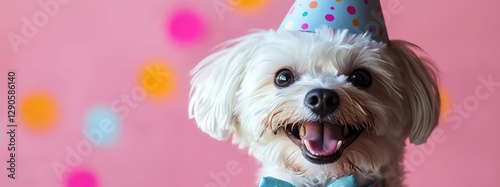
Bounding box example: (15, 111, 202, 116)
(1, 0, 500, 186)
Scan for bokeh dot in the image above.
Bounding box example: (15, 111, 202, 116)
(301, 23, 309, 30)
(325, 14, 334, 22)
(65, 169, 99, 187)
(139, 59, 177, 100)
(352, 19, 360, 26)
(20, 92, 58, 132)
(439, 86, 451, 120)
(347, 6, 356, 15)
(234, 0, 269, 14)
(84, 106, 120, 147)
(167, 8, 205, 45)
(309, 1, 318, 9)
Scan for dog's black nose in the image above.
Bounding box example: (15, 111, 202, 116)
(304, 88, 339, 116)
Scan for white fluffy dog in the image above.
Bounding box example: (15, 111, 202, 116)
(189, 27, 440, 187)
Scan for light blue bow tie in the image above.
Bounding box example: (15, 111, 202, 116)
(259, 175, 384, 187)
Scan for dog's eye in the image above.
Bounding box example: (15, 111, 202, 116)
(274, 69, 295, 87)
(348, 69, 372, 88)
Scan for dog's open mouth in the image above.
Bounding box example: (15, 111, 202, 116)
(284, 122, 363, 164)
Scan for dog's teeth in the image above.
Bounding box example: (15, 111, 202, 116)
(335, 141, 343, 153)
(299, 125, 306, 138)
(304, 140, 322, 156)
(304, 140, 312, 151)
(342, 126, 349, 137)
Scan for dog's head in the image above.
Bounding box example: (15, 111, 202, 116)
(189, 27, 439, 181)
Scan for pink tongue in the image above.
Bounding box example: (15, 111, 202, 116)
(302, 122, 343, 156)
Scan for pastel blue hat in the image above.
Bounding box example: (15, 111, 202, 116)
(278, 0, 389, 43)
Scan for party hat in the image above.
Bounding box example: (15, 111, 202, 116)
(278, 0, 389, 43)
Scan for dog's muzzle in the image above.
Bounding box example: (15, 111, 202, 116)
(282, 89, 363, 164)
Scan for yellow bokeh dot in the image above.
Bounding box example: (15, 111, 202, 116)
(234, 0, 269, 14)
(20, 92, 58, 132)
(285, 21, 293, 29)
(139, 59, 177, 101)
(439, 86, 451, 120)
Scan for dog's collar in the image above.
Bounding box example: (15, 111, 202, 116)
(259, 175, 384, 187)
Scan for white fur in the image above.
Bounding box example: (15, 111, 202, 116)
(189, 27, 440, 187)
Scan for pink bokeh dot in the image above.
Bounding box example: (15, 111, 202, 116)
(167, 9, 205, 44)
(364, 0, 369, 4)
(325, 14, 334, 22)
(65, 170, 99, 187)
(301, 23, 309, 30)
(347, 6, 356, 15)
(330, 6, 335, 10)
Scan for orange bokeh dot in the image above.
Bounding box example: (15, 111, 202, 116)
(235, 0, 269, 14)
(309, 1, 318, 9)
(20, 92, 58, 132)
(439, 86, 451, 120)
(352, 19, 360, 26)
(139, 60, 177, 101)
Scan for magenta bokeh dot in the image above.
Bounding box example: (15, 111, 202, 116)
(301, 23, 309, 30)
(65, 169, 98, 187)
(325, 14, 334, 22)
(347, 6, 356, 15)
(167, 9, 206, 44)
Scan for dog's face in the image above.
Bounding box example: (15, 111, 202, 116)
(190, 27, 439, 182)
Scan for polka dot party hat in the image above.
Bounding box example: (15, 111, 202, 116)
(278, 0, 389, 43)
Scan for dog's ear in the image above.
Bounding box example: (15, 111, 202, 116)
(388, 40, 440, 145)
(189, 32, 267, 140)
